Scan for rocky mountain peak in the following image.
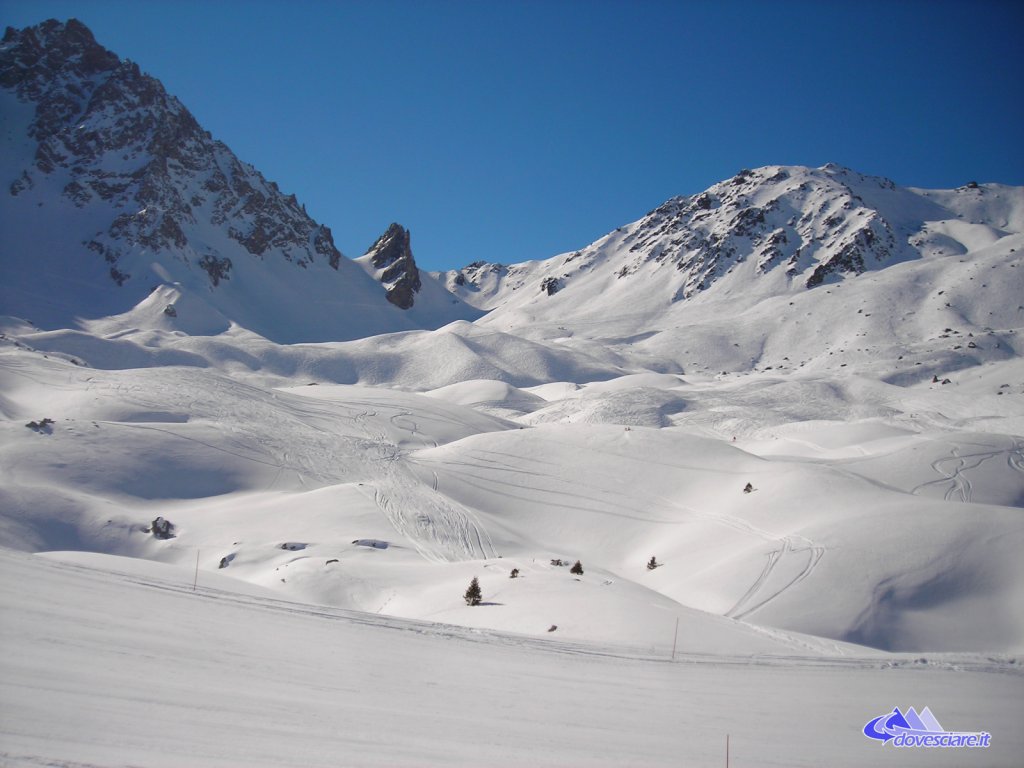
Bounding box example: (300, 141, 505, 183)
(362, 223, 422, 309)
(441, 164, 1022, 326)
(1, 18, 344, 292)
(612, 164, 908, 296)
(1, 19, 118, 93)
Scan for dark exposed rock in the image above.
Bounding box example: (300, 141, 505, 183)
(198, 254, 232, 286)
(109, 265, 129, 286)
(540, 276, 562, 295)
(363, 223, 422, 309)
(0, 19, 346, 292)
(612, 165, 913, 299)
(150, 516, 175, 539)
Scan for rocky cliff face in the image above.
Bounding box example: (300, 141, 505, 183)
(614, 164, 909, 295)
(1, 19, 343, 290)
(360, 223, 422, 309)
(0, 19, 480, 341)
(443, 163, 1020, 316)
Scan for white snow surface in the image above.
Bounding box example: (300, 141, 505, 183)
(3, 549, 1021, 767)
(2, 164, 1024, 765)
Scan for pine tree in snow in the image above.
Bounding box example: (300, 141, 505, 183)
(464, 577, 482, 606)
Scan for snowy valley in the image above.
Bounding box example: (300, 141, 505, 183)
(2, 19, 1023, 768)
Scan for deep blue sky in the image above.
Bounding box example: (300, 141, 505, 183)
(4, 0, 1023, 271)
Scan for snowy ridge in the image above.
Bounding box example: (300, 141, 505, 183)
(443, 165, 1024, 346)
(0, 19, 476, 342)
(442, 167, 1024, 386)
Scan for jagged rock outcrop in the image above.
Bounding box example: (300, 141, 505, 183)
(1, 19, 344, 287)
(440, 261, 527, 310)
(443, 163, 1020, 317)
(539, 276, 562, 295)
(362, 223, 422, 309)
(0, 19, 480, 341)
(616, 164, 905, 296)
(149, 516, 175, 540)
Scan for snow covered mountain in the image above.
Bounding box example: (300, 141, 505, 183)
(440, 164, 1024, 383)
(2, 18, 1024, 767)
(444, 164, 1023, 311)
(0, 19, 477, 342)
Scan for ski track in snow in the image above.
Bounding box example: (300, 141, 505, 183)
(26, 364, 504, 565)
(25, 553, 1022, 676)
(414, 446, 830, 617)
(726, 539, 827, 621)
(371, 461, 497, 563)
(358, 406, 497, 563)
(911, 439, 1024, 503)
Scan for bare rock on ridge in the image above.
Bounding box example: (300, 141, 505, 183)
(363, 223, 422, 309)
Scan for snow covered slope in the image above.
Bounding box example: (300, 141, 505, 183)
(0, 20, 476, 342)
(443, 164, 1023, 310)
(2, 328, 1022, 654)
(4, 549, 1021, 767)
(441, 164, 1024, 382)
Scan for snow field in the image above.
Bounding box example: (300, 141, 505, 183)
(2, 549, 1022, 768)
(3, 337, 1022, 654)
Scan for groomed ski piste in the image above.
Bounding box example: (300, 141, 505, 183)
(2, 548, 1021, 768)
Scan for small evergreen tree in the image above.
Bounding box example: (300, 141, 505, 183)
(464, 576, 482, 606)
(570, 560, 583, 575)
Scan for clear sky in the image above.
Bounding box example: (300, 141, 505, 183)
(3, 0, 1023, 271)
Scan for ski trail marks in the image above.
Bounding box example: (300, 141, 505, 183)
(911, 439, 1024, 504)
(370, 462, 497, 564)
(726, 539, 826, 620)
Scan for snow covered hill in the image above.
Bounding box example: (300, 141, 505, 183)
(3, 320, 1022, 654)
(0, 20, 477, 342)
(443, 163, 1023, 311)
(5, 549, 1021, 767)
(441, 164, 1024, 384)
